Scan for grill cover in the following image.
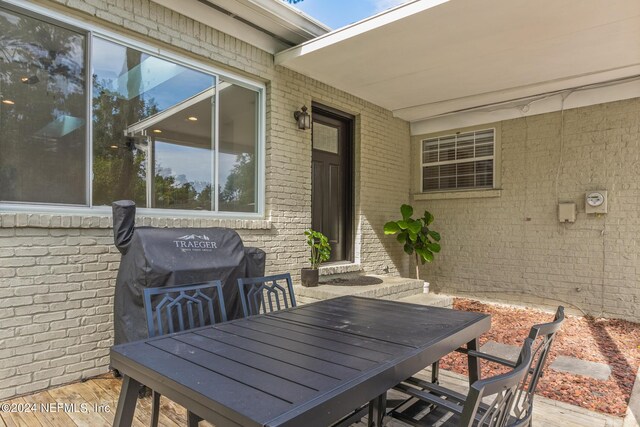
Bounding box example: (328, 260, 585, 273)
(112, 200, 265, 345)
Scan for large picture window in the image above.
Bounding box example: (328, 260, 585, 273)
(91, 37, 217, 211)
(0, 5, 263, 215)
(421, 129, 495, 192)
(0, 7, 87, 205)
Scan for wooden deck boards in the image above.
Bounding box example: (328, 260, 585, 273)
(0, 376, 214, 427)
(0, 371, 625, 427)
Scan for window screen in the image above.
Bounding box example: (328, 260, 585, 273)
(422, 129, 494, 191)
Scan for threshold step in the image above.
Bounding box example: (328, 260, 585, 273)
(397, 293, 454, 309)
(295, 275, 423, 305)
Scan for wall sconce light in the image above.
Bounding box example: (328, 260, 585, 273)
(293, 105, 311, 130)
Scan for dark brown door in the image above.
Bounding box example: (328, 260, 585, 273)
(311, 105, 353, 262)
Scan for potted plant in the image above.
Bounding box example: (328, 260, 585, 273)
(301, 229, 331, 287)
(384, 204, 441, 281)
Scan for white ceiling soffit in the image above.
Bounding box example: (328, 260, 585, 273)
(152, 0, 329, 54)
(275, 0, 640, 122)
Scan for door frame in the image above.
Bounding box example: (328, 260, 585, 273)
(311, 102, 355, 263)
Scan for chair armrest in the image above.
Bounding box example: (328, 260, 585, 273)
(394, 383, 464, 415)
(467, 350, 517, 368)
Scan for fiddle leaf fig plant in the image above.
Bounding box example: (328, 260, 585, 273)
(304, 229, 331, 269)
(384, 204, 441, 280)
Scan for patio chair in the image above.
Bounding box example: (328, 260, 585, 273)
(392, 306, 565, 427)
(142, 281, 227, 427)
(237, 273, 296, 317)
(389, 337, 534, 427)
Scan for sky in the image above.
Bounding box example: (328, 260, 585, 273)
(289, 0, 410, 29)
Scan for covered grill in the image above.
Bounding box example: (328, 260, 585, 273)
(111, 200, 265, 345)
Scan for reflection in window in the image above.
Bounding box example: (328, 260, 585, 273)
(154, 141, 212, 210)
(0, 3, 262, 215)
(219, 83, 258, 213)
(91, 37, 215, 210)
(0, 8, 87, 204)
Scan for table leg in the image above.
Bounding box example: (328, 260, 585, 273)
(113, 375, 141, 427)
(467, 338, 481, 385)
(431, 361, 440, 384)
(368, 393, 387, 427)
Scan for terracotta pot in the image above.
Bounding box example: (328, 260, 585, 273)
(301, 268, 319, 287)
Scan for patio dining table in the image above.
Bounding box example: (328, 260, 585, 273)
(110, 295, 490, 427)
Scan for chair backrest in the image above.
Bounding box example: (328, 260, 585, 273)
(510, 306, 565, 425)
(237, 273, 296, 317)
(460, 338, 534, 427)
(143, 281, 227, 338)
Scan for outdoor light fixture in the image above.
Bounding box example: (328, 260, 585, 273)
(187, 116, 198, 121)
(2, 99, 15, 105)
(110, 145, 118, 149)
(293, 105, 311, 130)
(152, 129, 162, 133)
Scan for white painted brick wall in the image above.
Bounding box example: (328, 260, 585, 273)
(413, 98, 640, 322)
(0, 0, 411, 399)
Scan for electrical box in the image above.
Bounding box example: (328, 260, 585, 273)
(558, 202, 576, 223)
(585, 190, 608, 214)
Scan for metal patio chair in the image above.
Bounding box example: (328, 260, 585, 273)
(142, 281, 227, 427)
(456, 306, 565, 426)
(391, 306, 565, 427)
(237, 273, 296, 317)
(389, 337, 534, 427)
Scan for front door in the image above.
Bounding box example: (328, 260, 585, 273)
(311, 105, 353, 262)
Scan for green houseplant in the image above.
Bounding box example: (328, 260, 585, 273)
(301, 229, 331, 287)
(384, 204, 441, 281)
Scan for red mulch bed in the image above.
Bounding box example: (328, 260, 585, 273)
(440, 298, 640, 417)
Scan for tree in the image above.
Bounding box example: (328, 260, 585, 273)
(384, 204, 441, 280)
(0, 9, 87, 204)
(91, 77, 150, 206)
(219, 153, 255, 212)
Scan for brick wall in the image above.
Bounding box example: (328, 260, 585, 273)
(414, 98, 640, 322)
(0, 0, 411, 399)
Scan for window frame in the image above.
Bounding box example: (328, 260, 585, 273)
(0, 0, 266, 219)
(420, 127, 498, 193)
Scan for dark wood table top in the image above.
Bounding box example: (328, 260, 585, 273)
(110, 295, 490, 427)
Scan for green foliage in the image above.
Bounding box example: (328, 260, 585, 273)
(0, 11, 88, 204)
(219, 153, 255, 212)
(384, 204, 441, 279)
(304, 229, 331, 269)
(92, 56, 151, 206)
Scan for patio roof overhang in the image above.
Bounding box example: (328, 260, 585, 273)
(275, 0, 640, 126)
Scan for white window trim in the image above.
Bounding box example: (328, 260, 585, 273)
(413, 123, 501, 196)
(0, 0, 266, 219)
(421, 128, 496, 193)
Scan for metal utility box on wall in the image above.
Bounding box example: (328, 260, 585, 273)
(558, 202, 576, 223)
(585, 190, 608, 214)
